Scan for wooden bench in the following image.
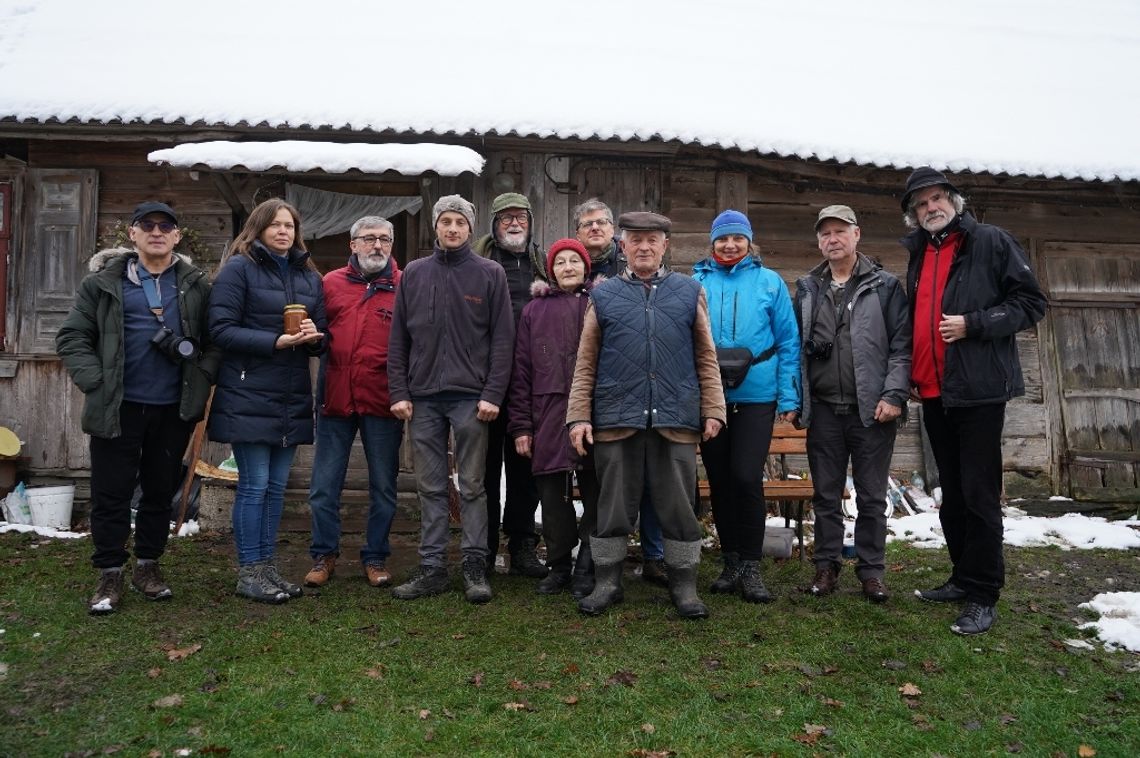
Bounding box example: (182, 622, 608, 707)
(698, 420, 847, 561)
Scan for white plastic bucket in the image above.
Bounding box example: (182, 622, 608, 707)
(26, 484, 75, 530)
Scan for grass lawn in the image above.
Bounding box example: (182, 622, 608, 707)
(1, 529, 1137, 757)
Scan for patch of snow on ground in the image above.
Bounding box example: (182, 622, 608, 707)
(1079, 592, 1140, 652)
(0, 522, 86, 539)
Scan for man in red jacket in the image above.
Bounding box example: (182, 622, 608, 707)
(304, 216, 403, 590)
(901, 168, 1046, 636)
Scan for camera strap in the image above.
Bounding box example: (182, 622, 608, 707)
(133, 262, 168, 327)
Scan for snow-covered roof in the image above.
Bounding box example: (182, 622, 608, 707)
(148, 142, 485, 176)
(2, 0, 1139, 183)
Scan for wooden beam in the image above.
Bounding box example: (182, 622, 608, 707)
(209, 173, 248, 216)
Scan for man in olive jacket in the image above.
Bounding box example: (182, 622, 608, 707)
(56, 201, 219, 615)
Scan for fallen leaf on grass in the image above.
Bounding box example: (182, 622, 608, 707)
(452, 633, 466, 640)
(605, 670, 637, 687)
(641, 723, 655, 733)
(166, 644, 202, 662)
(364, 665, 386, 679)
(332, 698, 355, 712)
(469, 672, 484, 687)
(898, 683, 922, 697)
(146, 667, 162, 679)
(628, 750, 675, 758)
(503, 701, 535, 712)
(822, 665, 839, 675)
(882, 659, 906, 671)
(562, 663, 580, 675)
(151, 694, 184, 709)
(1078, 746, 1096, 757)
(509, 679, 529, 691)
(418, 708, 431, 719)
(821, 697, 844, 708)
(921, 660, 943, 674)
(562, 695, 579, 705)
(791, 731, 821, 746)
(147, 750, 162, 757)
(423, 729, 434, 742)
(532, 681, 552, 690)
(804, 723, 829, 735)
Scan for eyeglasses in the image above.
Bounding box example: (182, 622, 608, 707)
(135, 220, 178, 234)
(352, 235, 393, 246)
(577, 218, 612, 230)
(497, 212, 529, 226)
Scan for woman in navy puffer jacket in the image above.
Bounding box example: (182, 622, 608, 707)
(209, 199, 327, 604)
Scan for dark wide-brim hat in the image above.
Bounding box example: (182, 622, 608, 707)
(900, 167, 960, 211)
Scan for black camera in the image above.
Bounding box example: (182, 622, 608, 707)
(151, 327, 200, 362)
(803, 339, 833, 360)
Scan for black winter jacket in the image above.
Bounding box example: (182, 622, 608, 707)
(207, 242, 327, 446)
(901, 213, 1046, 407)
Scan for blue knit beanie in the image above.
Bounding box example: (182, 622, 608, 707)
(710, 209, 752, 242)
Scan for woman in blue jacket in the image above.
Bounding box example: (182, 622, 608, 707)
(691, 210, 800, 603)
(209, 199, 327, 603)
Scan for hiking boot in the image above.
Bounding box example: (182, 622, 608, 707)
(664, 539, 709, 619)
(578, 536, 626, 615)
(951, 602, 997, 636)
(235, 564, 289, 604)
(509, 537, 549, 578)
(641, 558, 669, 587)
(89, 568, 124, 615)
(462, 557, 493, 604)
(710, 551, 742, 593)
(131, 561, 172, 601)
(391, 565, 450, 600)
(861, 577, 890, 604)
(304, 554, 336, 587)
(809, 565, 839, 597)
(570, 541, 594, 599)
(536, 563, 573, 595)
(263, 562, 303, 598)
(736, 560, 772, 603)
(914, 579, 967, 603)
(363, 562, 392, 588)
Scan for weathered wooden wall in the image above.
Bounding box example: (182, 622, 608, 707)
(4, 134, 1139, 502)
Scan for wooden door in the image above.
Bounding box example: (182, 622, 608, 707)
(1040, 242, 1140, 501)
(18, 169, 98, 353)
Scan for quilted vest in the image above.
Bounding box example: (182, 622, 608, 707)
(590, 272, 701, 431)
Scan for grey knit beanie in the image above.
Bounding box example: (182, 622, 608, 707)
(432, 194, 476, 231)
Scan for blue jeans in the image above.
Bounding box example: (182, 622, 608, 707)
(232, 443, 297, 566)
(308, 414, 403, 564)
(408, 397, 490, 567)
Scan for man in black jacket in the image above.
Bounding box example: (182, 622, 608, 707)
(56, 201, 219, 615)
(900, 168, 1047, 635)
(474, 192, 547, 577)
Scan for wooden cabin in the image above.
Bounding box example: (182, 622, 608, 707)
(1, 124, 1138, 509)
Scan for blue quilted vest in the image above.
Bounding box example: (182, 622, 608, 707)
(590, 272, 701, 431)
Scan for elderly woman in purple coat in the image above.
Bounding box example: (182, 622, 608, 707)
(508, 238, 599, 597)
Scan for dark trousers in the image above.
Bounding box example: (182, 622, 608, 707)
(535, 467, 599, 568)
(922, 398, 1006, 605)
(807, 402, 897, 580)
(700, 402, 775, 561)
(484, 411, 539, 554)
(89, 401, 193, 569)
(594, 431, 702, 543)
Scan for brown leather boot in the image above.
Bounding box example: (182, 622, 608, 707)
(304, 554, 336, 587)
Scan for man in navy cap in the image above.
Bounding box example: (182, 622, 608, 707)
(900, 168, 1046, 635)
(57, 201, 219, 614)
(567, 211, 726, 619)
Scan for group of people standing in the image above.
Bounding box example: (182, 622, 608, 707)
(57, 166, 1045, 637)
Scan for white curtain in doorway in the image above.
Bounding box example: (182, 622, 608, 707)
(286, 183, 423, 239)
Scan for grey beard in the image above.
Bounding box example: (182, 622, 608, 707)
(357, 253, 389, 275)
(498, 231, 528, 253)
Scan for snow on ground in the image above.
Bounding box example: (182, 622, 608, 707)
(886, 507, 1140, 551)
(1, 0, 1138, 181)
(1079, 593, 1140, 653)
(0, 519, 202, 539)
